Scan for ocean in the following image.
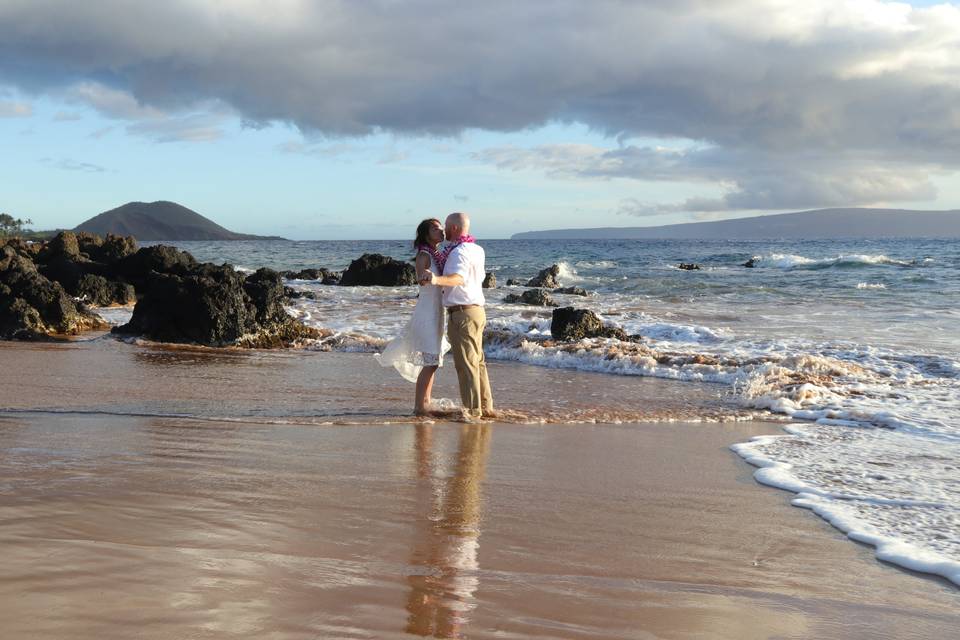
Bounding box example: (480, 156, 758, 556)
(99, 236, 959, 586)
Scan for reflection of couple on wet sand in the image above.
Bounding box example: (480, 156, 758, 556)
(377, 212, 495, 420)
(404, 424, 491, 638)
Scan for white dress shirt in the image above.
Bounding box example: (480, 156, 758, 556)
(442, 243, 486, 307)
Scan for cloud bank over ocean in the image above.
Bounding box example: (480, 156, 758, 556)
(1, 0, 958, 214)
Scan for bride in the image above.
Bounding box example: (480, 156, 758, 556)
(376, 218, 451, 415)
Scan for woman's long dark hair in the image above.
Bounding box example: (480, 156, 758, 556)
(413, 218, 441, 250)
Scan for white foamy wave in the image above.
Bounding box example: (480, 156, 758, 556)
(481, 329, 960, 584)
(756, 254, 817, 268)
(856, 282, 887, 289)
(732, 424, 960, 586)
(626, 321, 727, 344)
(91, 305, 134, 326)
(556, 261, 579, 284)
(485, 315, 553, 338)
(755, 253, 914, 269)
(574, 260, 618, 269)
(235, 266, 256, 274)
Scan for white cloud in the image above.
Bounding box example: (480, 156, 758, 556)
(63, 81, 228, 142)
(476, 141, 940, 213)
(2, 1, 959, 209)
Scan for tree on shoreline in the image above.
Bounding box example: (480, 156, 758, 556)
(0, 213, 33, 238)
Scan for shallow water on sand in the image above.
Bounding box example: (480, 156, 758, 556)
(129, 236, 960, 585)
(2, 340, 959, 638)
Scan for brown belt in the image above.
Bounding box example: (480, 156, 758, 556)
(446, 304, 480, 314)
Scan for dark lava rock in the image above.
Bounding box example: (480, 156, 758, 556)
(550, 307, 637, 342)
(0, 296, 44, 339)
(87, 234, 138, 264)
(114, 264, 317, 347)
(76, 274, 135, 306)
(504, 289, 556, 306)
(40, 231, 81, 261)
(282, 267, 340, 285)
(2, 237, 41, 259)
(482, 272, 496, 288)
(678, 263, 701, 271)
(555, 286, 588, 296)
(743, 258, 757, 268)
(338, 253, 416, 286)
(115, 266, 253, 345)
(116, 245, 199, 287)
(242, 268, 291, 326)
(506, 278, 523, 286)
(0, 244, 106, 339)
(33, 232, 136, 298)
(526, 264, 561, 288)
(38, 253, 107, 293)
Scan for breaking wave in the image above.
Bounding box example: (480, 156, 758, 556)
(752, 253, 918, 269)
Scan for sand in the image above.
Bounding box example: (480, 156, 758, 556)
(0, 338, 957, 639)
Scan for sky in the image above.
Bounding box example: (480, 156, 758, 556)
(1, 0, 959, 240)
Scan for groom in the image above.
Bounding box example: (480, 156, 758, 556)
(423, 212, 494, 419)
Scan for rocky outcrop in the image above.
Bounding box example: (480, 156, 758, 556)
(115, 244, 198, 289)
(76, 274, 136, 306)
(1, 231, 319, 347)
(482, 272, 496, 288)
(0, 241, 107, 339)
(504, 289, 556, 306)
(114, 264, 319, 347)
(550, 307, 638, 342)
(555, 286, 588, 296)
(282, 268, 341, 284)
(79, 233, 138, 264)
(526, 264, 561, 288)
(338, 253, 416, 286)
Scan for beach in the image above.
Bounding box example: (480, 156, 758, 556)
(2, 337, 957, 639)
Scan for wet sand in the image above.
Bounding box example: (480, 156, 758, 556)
(1, 338, 957, 638)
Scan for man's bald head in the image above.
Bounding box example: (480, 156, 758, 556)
(445, 212, 470, 241)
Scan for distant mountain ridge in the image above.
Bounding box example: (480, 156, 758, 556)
(74, 201, 286, 241)
(511, 208, 960, 240)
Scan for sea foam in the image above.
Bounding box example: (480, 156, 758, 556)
(732, 424, 960, 586)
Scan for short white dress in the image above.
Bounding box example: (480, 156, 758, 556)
(375, 251, 450, 382)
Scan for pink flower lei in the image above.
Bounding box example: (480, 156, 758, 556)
(417, 235, 475, 273)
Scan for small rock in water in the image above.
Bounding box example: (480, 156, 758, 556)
(504, 289, 556, 306)
(282, 267, 339, 282)
(482, 272, 496, 288)
(526, 264, 561, 288)
(550, 306, 638, 342)
(555, 286, 588, 296)
(742, 258, 757, 268)
(338, 253, 416, 286)
(506, 278, 523, 286)
(678, 263, 701, 271)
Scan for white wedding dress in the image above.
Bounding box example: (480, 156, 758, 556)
(375, 251, 450, 382)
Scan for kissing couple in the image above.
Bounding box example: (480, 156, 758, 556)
(376, 212, 494, 420)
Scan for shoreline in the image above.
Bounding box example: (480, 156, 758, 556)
(2, 338, 958, 637)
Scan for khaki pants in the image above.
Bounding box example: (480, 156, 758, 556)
(447, 306, 493, 418)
